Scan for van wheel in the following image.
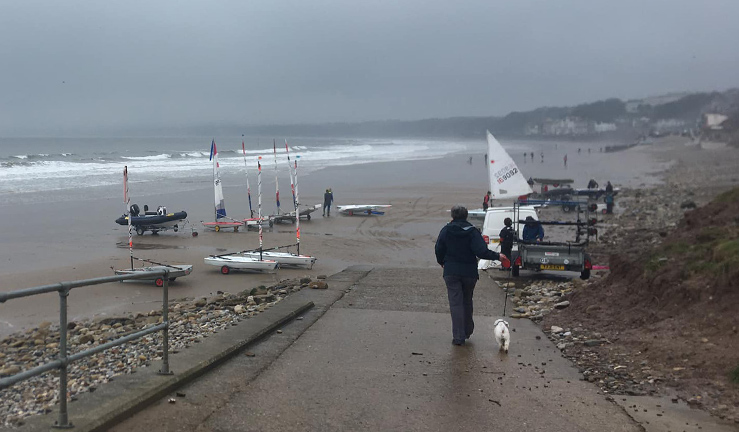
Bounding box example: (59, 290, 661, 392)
(580, 269, 590, 280)
(512, 265, 520, 277)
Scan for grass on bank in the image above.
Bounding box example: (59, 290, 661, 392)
(645, 230, 739, 278)
(731, 364, 739, 384)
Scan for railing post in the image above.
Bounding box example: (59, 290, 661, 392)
(158, 270, 173, 375)
(53, 285, 73, 429)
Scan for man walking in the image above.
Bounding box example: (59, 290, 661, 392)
(435, 206, 505, 346)
(323, 188, 334, 217)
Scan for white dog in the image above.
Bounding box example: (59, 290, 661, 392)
(493, 319, 510, 353)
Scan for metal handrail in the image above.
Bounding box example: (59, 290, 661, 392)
(0, 270, 173, 429)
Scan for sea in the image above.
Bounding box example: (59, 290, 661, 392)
(0, 136, 495, 205)
(0, 134, 664, 207)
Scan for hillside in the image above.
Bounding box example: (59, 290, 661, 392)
(542, 186, 739, 421)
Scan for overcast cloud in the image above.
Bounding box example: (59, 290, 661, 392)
(1, 0, 738, 134)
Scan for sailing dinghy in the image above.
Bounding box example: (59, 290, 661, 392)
(115, 166, 193, 286)
(204, 156, 279, 274)
(337, 204, 392, 216)
(478, 131, 534, 270)
(241, 150, 317, 269)
(201, 139, 245, 232)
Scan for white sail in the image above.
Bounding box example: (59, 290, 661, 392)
(486, 131, 532, 199)
(211, 139, 227, 219)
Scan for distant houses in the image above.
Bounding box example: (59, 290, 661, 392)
(524, 117, 616, 136)
(521, 91, 738, 139)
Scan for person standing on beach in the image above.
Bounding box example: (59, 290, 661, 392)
(605, 181, 613, 194)
(530, 152, 534, 161)
(499, 217, 515, 265)
(605, 193, 614, 214)
(540, 151, 544, 163)
(323, 188, 334, 217)
(482, 191, 491, 211)
(435, 205, 505, 346)
(564, 154, 568, 168)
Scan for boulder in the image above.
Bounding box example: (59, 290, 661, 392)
(309, 281, 328, 290)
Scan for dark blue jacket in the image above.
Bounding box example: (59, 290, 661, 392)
(435, 219, 500, 278)
(522, 221, 544, 242)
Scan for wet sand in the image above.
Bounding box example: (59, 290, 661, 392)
(0, 142, 671, 337)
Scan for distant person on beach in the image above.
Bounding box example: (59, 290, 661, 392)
(482, 191, 491, 211)
(323, 188, 334, 217)
(578, 148, 581, 154)
(530, 152, 534, 161)
(468, 156, 473, 165)
(435, 205, 505, 346)
(587, 179, 599, 189)
(522, 216, 544, 242)
(499, 217, 516, 265)
(540, 151, 544, 163)
(605, 193, 614, 214)
(605, 181, 613, 194)
(563, 154, 568, 167)
(588, 148, 591, 154)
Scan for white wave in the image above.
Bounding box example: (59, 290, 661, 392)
(11, 155, 28, 159)
(121, 154, 172, 161)
(0, 138, 469, 196)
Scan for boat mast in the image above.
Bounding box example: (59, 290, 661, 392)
(285, 140, 297, 209)
(273, 139, 280, 215)
(242, 139, 254, 218)
(294, 155, 300, 255)
(258, 156, 263, 261)
(124, 166, 133, 270)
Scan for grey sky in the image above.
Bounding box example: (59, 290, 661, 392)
(1, 0, 738, 134)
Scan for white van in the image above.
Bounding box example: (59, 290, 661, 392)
(478, 206, 539, 269)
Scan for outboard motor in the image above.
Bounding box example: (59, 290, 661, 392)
(130, 204, 140, 217)
(157, 206, 167, 216)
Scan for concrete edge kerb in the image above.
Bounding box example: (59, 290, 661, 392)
(80, 301, 314, 432)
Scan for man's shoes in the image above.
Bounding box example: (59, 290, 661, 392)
(452, 339, 465, 346)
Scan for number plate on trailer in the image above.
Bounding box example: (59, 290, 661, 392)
(540, 264, 565, 270)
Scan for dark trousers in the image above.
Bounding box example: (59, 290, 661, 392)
(443, 275, 478, 341)
(323, 203, 331, 216)
(501, 245, 513, 265)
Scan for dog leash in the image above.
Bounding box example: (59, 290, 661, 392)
(502, 285, 509, 316)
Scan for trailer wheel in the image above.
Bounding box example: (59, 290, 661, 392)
(562, 205, 571, 213)
(192, 231, 198, 237)
(234, 226, 239, 232)
(580, 269, 591, 280)
(306, 214, 311, 220)
(512, 265, 520, 277)
(215, 225, 221, 232)
(155, 278, 164, 287)
(221, 266, 230, 275)
(173, 225, 179, 232)
(136, 227, 145, 236)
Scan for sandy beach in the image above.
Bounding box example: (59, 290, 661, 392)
(0, 139, 671, 337)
